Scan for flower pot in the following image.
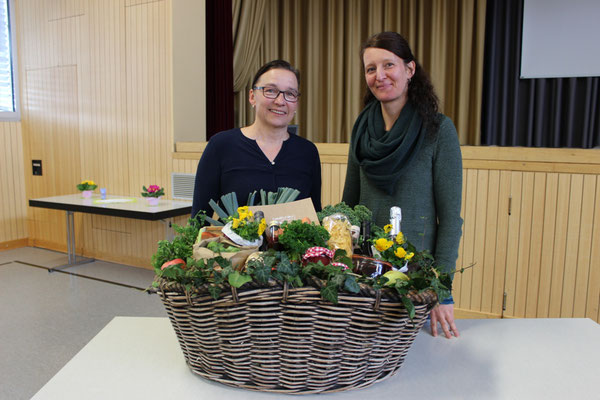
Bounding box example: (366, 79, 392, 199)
(81, 190, 93, 198)
(146, 197, 160, 206)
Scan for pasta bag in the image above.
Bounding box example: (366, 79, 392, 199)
(322, 213, 353, 257)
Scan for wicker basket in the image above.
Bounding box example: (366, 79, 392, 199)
(156, 277, 437, 394)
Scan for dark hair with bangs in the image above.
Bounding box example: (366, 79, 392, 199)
(251, 60, 300, 88)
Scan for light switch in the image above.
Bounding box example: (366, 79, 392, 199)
(32, 160, 42, 176)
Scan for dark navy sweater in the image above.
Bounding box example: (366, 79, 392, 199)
(191, 128, 322, 219)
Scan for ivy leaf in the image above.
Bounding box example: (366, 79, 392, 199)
(207, 285, 222, 300)
(292, 276, 304, 288)
(344, 275, 360, 293)
(160, 266, 184, 280)
(276, 257, 294, 275)
(401, 296, 416, 319)
(253, 263, 272, 284)
(330, 273, 346, 287)
(228, 271, 252, 288)
(321, 283, 339, 304)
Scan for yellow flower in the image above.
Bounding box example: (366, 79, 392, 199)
(375, 238, 393, 252)
(232, 218, 241, 229)
(81, 180, 95, 186)
(394, 247, 407, 259)
(258, 218, 266, 236)
(383, 224, 392, 234)
(237, 206, 252, 221)
(395, 232, 405, 245)
(405, 252, 414, 261)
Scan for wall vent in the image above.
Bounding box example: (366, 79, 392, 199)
(171, 173, 195, 200)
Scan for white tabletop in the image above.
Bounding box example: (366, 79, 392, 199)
(32, 316, 600, 399)
(29, 193, 192, 220)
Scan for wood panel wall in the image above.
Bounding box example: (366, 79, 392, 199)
(14, 0, 186, 267)
(0, 122, 28, 249)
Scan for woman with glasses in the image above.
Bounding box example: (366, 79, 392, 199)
(342, 32, 463, 339)
(191, 60, 321, 219)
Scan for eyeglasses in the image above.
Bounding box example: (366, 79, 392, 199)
(253, 86, 300, 103)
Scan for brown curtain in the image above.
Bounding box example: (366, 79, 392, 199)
(232, 0, 267, 127)
(233, 0, 486, 145)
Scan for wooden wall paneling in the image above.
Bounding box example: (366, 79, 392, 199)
(503, 171, 522, 317)
(491, 171, 511, 315)
(24, 66, 82, 252)
(512, 172, 534, 317)
(470, 169, 489, 311)
(330, 163, 343, 207)
(0, 123, 27, 243)
(524, 173, 546, 317)
(572, 175, 596, 317)
(458, 169, 477, 308)
(480, 170, 500, 315)
(561, 174, 584, 317)
(453, 169, 467, 309)
(125, 0, 171, 195)
(321, 163, 332, 208)
(548, 174, 571, 317)
(587, 177, 600, 321)
(537, 173, 559, 318)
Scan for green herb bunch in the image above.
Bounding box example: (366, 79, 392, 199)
(277, 220, 330, 261)
(151, 216, 203, 271)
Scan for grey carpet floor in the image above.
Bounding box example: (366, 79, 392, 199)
(0, 247, 167, 400)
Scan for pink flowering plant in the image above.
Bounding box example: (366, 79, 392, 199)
(142, 185, 165, 198)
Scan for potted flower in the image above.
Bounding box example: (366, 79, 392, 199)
(222, 206, 266, 247)
(77, 180, 98, 198)
(142, 185, 164, 206)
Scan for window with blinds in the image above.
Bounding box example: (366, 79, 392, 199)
(0, 0, 18, 120)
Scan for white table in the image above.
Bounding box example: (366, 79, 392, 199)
(32, 317, 600, 399)
(29, 194, 192, 270)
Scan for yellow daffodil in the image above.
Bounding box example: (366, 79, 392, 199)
(405, 252, 414, 261)
(394, 246, 407, 259)
(375, 238, 393, 252)
(395, 232, 405, 245)
(383, 224, 392, 234)
(81, 180, 95, 185)
(258, 218, 266, 235)
(232, 218, 241, 229)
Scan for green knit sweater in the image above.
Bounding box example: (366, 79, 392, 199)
(342, 115, 463, 275)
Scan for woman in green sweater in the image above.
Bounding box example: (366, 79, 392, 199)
(342, 32, 463, 339)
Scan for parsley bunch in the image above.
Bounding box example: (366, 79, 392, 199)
(277, 220, 330, 261)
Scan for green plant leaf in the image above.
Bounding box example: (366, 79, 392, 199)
(343, 275, 360, 293)
(253, 263, 272, 284)
(207, 285, 221, 300)
(276, 255, 294, 275)
(209, 199, 229, 220)
(401, 296, 416, 319)
(321, 283, 339, 304)
(228, 271, 252, 288)
(330, 273, 346, 287)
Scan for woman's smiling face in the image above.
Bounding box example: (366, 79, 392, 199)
(363, 47, 415, 106)
(249, 68, 299, 129)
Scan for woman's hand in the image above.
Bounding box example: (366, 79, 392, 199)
(430, 303, 459, 338)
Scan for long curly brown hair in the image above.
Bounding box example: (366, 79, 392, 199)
(361, 32, 440, 135)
